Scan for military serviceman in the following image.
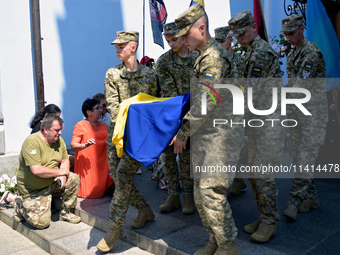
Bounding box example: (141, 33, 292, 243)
(173, 3, 244, 254)
(97, 31, 158, 252)
(228, 11, 284, 243)
(280, 15, 328, 221)
(214, 25, 247, 196)
(214, 26, 245, 73)
(157, 22, 198, 214)
(14, 114, 81, 229)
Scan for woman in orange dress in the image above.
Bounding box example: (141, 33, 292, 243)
(71, 98, 114, 198)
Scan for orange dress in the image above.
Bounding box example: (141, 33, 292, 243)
(73, 120, 114, 198)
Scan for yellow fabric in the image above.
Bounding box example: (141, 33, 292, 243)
(113, 93, 172, 157)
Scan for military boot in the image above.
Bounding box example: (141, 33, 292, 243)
(250, 222, 277, 243)
(229, 178, 247, 196)
(182, 193, 195, 214)
(159, 194, 181, 212)
(214, 242, 241, 255)
(283, 204, 298, 221)
(244, 218, 261, 234)
(59, 208, 82, 224)
(298, 198, 319, 213)
(13, 197, 25, 223)
(97, 228, 121, 252)
(193, 236, 217, 255)
(131, 206, 155, 229)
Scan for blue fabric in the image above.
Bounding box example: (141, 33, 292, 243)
(149, 0, 167, 49)
(124, 93, 190, 168)
(306, 0, 340, 90)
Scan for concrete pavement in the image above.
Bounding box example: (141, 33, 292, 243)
(1, 148, 340, 254)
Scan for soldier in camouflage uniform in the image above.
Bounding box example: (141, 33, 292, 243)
(14, 114, 81, 229)
(280, 15, 328, 221)
(97, 31, 158, 253)
(214, 26, 245, 73)
(229, 10, 284, 243)
(157, 22, 198, 214)
(214, 25, 247, 196)
(173, 3, 244, 255)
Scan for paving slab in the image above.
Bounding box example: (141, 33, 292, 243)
(0, 208, 153, 255)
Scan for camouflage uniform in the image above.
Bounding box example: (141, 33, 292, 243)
(283, 15, 328, 207)
(157, 32, 198, 197)
(16, 172, 80, 229)
(104, 45, 157, 230)
(214, 25, 246, 192)
(16, 133, 80, 229)
(214, 25, 245, 73)
(175, 4, 244, 249)
(229, 11, 284, 225)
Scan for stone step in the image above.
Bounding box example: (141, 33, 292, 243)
(74, 196, 190, 255)
(0, 207, 153, 255)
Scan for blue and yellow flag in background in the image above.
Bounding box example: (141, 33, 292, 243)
(190, 0, 205, 8)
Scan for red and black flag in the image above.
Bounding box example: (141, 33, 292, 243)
(253, 0, 268, 42)
(149, 0, 167, 48)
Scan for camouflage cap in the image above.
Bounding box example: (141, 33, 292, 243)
(174, 3, 206, 38)
(280, 15, 303, 33)
(111, 31, 139, 45)
(228, 10, 255, 37)
(214, 26, 230, 40)
(163, 22, 177, 35)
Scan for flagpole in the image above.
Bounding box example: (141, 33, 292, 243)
(143, 0, 145, 61)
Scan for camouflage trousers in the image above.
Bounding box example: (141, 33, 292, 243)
(164, 149, 193, 196)
(194, 178, 237, 247)
(108, 152, 149, 231)
(247, 126, 284, 224)
(15, 172, 80, 229)
(288, 123, 326, 207)
(107, 144, 146, 211)
(192, 149, 238, 247)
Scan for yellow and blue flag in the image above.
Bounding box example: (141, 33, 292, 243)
(119, 93, 190, 167)
(190, 0, 205, 8)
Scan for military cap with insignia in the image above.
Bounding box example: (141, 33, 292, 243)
(111, 31, 139, 45)
(214, 26, 230, 40)
(280, 14, 304, 33)
(174, 3, 206, 38)
(163, 22, 177, 35)
(228, 10, 255, 37)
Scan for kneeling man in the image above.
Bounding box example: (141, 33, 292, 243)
(15, 114, 81, 229)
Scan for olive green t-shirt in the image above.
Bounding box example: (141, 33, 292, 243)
(17, 133, 68, 196)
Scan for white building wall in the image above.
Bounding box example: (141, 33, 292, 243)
(0, 0, 231, 154)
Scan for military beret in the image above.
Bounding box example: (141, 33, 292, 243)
(163, 22, 177, 35)
(280, 15, 304, 33)
(214, 26, 230, 40)
(228, 10, 255, 37)
(174, 3, 206, 38)
(111, 31, 139, 45)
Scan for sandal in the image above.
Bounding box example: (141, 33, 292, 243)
(0, 191, 10, 205)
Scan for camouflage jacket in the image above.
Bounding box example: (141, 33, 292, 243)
(286, 38, 327, 121)
(157, 49, 198, 97)
(104, 62, 158, 147)
(243, 35, 283, 118)
(233, 52, 245, 74)
(177, 38, 243, 146)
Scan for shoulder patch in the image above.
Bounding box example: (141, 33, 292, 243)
(251, 66, 262, 86)
(30, 149, 37, 154)
(204, 72, 214, 79)
(302, 63, 312, 78)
